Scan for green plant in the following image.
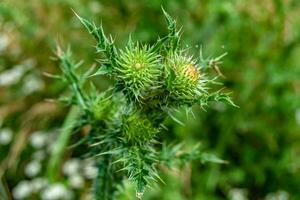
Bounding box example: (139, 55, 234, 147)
(50, 9, 235, 199)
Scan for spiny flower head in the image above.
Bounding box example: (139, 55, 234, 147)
(121, 111, 160, 146)
(165, 53, 204, 105)
(115, 44, 161, 101)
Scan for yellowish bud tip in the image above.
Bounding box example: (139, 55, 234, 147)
(184, 64, 199, 81)
(134, 63, 143, 69)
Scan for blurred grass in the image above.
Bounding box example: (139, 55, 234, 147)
(0, 0, 300, 199)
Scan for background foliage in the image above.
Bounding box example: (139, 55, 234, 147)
(0, 0, 300, 199)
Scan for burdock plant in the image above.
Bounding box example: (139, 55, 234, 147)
(49, 9, 236, 200)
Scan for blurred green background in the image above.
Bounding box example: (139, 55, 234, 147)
(1, 0, 300, 199)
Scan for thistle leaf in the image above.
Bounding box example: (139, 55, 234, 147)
(161, 7, 181, 51)
(90, 65, 113, 77)
(200, 153, 228, 164)
(73, 10, 117, 64)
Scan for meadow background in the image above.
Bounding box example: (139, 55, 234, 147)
(0, 0, 300, 199)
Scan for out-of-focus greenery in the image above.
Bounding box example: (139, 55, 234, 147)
(0, 0, 300, 200)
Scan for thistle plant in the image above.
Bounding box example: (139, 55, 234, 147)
(51, 9, 236, 200)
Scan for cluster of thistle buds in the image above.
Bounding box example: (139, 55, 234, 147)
(55, 8, 236, 200)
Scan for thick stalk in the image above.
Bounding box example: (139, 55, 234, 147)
(93, 156, 116, 200)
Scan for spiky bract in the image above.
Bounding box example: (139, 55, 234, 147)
(116, 44, 161, 101)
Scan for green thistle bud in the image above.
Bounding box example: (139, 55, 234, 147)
(115, 44, 161, 101)
(122, 112, 160, 146)
(165, 53, 203, 105)
(91, 91, 124, 121)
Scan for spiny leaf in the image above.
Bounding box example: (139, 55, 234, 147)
(90, 65, 113, 77)
(200, 153, 228, 164)
(56, 45, 89, 111)
(43, 72, 61, 79)
(73, 10, 117, 67)
(161, 7, 181, 51)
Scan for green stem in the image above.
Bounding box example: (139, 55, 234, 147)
(46, 106, 80, 182)
(93, 156, 115, 200)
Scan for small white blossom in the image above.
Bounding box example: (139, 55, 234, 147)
(29, 131, 47, 149)
(265, 190, 289, 200)
(22, 74, 44, 95)
(83, 161, 98, 179)
(63, 158, 81, 176)
(0, 65, 29, 86)
(31, 178, 48, 192)
(25, 160, 41, 177)
(12, 181, 33, 199)
(41, 183, 73, 200)
(228, 188, 248, 200)
(69, 174, 84, 189)
(0, 128, 13, 145)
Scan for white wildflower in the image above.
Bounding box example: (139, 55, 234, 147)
(41, 183, 73, 200)
(25, 160, 41, 177)
(228, 188, 248, 200)
(69, 174, 84, 189)
(0, 65, 28, 86)
(12, 181, 33, 199)
(22, 74, 44, 95)
(265, 190, 289, 200)
(63, 158, 81, 176)
(29, 131, 47, 149)
(83, 161, 98, 179)
(0, 128, 13, 145)
(31, 178, 48, 192)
